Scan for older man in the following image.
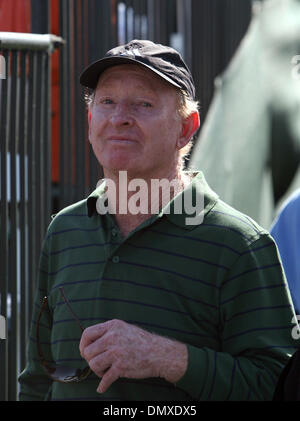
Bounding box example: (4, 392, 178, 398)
(19, 40, 298, 401)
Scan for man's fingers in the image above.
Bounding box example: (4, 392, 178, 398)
(81, 336, 106, 361)
(97, 365, 120, 394)
(89, 350, 112, 376)
(79, 321, 110, 356)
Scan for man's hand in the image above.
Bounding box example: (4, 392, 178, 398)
(79, 319, 188, 393)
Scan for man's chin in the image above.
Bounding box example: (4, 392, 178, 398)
(102, 161, 143, 177)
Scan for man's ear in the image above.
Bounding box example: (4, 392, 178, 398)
(177, 112, 200, 149)
(88, 109, 92, 142)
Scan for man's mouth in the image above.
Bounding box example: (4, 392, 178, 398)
(108, 137, 138, 144)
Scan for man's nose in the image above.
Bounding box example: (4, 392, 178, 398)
(109, 102, 134, 127)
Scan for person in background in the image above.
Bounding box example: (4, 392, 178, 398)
(271, 189, 300, 315)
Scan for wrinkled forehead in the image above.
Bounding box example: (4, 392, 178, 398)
(95, 63, 178, 93)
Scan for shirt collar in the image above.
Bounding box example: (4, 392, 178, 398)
(87, 180, 107, 217)
(86, 171, 218, 229)
(161, 171, 218, 230)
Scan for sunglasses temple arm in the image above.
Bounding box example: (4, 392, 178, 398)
(59, 287, 85, 332)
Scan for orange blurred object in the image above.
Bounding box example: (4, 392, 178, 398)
(0, 0, 31, 32)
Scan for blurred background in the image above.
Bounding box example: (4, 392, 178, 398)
(0, 0, 299, 401)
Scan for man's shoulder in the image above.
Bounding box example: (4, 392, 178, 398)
(270, 189, 300, 240)
(276, 188, 300, 220)
(47, 198, 90, 233)
(187, 171, 267, 244)
(201, 197, 269, 248)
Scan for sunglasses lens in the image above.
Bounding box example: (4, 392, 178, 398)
(45, 365, 91, 383)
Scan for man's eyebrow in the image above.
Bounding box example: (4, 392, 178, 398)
(98, 82, 158, 96)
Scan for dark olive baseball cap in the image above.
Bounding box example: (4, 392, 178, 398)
(80, 39, 196, 99)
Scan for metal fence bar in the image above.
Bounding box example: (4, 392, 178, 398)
(27, 51, 37, 327)
(59, 1, 73, 209)
(34, 52, 42, 276)
(74, 1, 85, 200)
(44, 52, 51, 244)
(0, 48, 10, 402)
(8, 49, 18, 400)
(0, 32, 62, 52)
(19, 51, 29, 373)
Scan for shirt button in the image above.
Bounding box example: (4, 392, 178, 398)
(112, 255, 120, 263)
(112, 228, 118, 237)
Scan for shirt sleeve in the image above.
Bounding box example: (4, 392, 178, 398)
(18, 237, 53, 401)
(176, 234, 299, 400)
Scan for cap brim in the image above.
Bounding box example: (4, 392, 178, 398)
(79, 56, 182, 91)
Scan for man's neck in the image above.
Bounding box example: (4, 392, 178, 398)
(102, 168, 192, 237)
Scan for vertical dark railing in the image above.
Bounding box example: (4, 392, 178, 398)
(27, 51, 37, 340)
(59, 1, 73, 209)
(9, 49, 18, 402)
(0, 32, 63, 401)
(18, 50, 29, 376)
(0, 48, 10, 401)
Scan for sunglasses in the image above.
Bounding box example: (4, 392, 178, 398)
(36, 287, 92, 383)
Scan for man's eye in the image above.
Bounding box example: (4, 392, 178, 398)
(102, 98, 113, 104)
(142, 102, 152, 108)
